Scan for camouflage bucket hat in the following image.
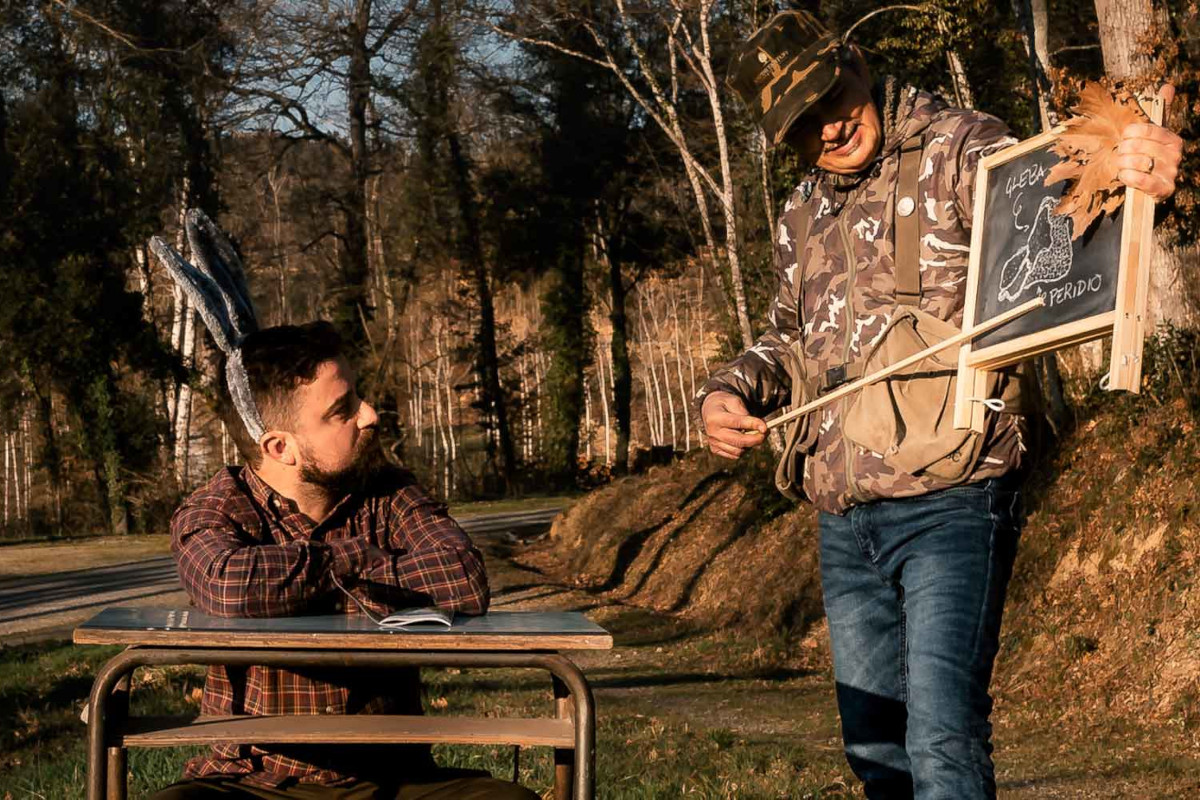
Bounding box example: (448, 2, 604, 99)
(727, 10, 843, 149)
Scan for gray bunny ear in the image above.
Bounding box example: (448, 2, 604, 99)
(149, 236, 239, 353)
(226, 349, 266, 442)
(184, 209, 258, 339)
(151, 235, 266, 444)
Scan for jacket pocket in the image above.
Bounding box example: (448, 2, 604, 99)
(842, 307, 993, 484)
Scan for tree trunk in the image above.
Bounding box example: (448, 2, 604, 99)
(1013, 0, 1069, 423)
(647, 289, 678, 449)
(167, 285, 184, 428)
(446, 129, 517, 488)
(534, 349, 545, 449)
(696, 267, 711, 377)
(758, 131, 774, 235)
(583, 373, 592, 462)
(595, 340, 611, 466)
(698, 95, 752, 342)
(35, 387, 63, 532)
(443, 331, 459, 496)
(20, 409, 30, 524)
(670, 289, 692, 452)
(3, 431, 10, 528)
(338, 0, 375, 353)
(935, 14, 975, 109)
(637, 294, 665, 446)
(606, 249, 633, 474)
(684, 290, 704, 448)
(268, 166, 291, 325)
(1094, 0, 1189, 327)
(945, 48, 975, 108)
(1011, 0, 1058, 130)
(518, 352, 530, 462)
(691, 1, 753, 347)
(174, 303, 196, 488)
(434, 326, 451, 496)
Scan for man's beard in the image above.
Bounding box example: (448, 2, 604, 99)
(299, 429, 386, 496)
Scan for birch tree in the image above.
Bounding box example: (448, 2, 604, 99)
(494, 0, 756, 349)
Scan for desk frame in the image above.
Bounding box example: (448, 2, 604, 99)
(87, 646, 595, 800)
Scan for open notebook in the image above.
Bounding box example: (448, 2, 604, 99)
(331, 572, 454, 628)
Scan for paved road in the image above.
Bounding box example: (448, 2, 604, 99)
(0, 507, 562, 643)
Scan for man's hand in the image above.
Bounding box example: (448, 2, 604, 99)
(701, 391, 768, 460)
(1116, 84, 1183, 202)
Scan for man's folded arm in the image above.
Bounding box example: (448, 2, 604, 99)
(356, 478, 490, 615)
(171, 507, 351, 618)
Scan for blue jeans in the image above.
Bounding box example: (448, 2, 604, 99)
(819, 477, 1023, 800)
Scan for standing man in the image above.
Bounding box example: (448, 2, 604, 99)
(700, 11, 1182, 800)
(153, 321, 539, 800)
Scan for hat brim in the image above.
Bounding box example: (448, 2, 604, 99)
(761, 52, 843, 150)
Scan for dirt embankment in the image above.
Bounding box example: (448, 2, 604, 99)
(526, 395, 1200, 735)
(524, 451, 824, 636)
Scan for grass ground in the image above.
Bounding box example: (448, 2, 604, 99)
(4, 532, 1200, 798)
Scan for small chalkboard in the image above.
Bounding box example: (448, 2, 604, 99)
(954, 92, 1165, 431)
(969, 143, 1122, 353)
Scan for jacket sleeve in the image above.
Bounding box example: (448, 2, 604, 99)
(947, 112, 1018, 228)
(696, 200, 805, 420)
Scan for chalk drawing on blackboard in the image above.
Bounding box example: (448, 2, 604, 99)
(996, 196, 1074, 303)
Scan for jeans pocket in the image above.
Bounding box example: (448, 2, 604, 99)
(933, 480, 995, 517)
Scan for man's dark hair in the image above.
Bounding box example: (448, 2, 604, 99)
(215, 321, 345, 467)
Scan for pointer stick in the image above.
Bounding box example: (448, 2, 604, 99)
(765, 296, 1045, 432)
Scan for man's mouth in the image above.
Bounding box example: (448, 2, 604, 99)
(825, 125, 861, 157)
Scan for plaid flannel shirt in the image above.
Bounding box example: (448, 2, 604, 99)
(169, 465, 490, 788)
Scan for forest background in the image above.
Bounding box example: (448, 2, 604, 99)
(1, 0, 1198, 539)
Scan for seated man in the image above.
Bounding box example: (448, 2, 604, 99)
(152, 321, 538, 800)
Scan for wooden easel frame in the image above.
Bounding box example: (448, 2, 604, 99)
(954, 94, 1165, 431)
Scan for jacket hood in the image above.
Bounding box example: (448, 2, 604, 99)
(878, 79, 947, 158)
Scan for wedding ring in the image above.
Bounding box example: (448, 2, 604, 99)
(1147, 156, 1156, 174)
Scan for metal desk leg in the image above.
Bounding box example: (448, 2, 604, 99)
(107, 746, 127, 800)
(553, 675, 574, 800)
(541, 655, 595, 800)
(107, 674, 131, 800)
(87, 649, 141, 800)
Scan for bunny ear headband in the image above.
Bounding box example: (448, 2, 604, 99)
(149, 209, 266, 442)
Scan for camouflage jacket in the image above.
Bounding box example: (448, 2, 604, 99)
(699, 83, 1026, 515)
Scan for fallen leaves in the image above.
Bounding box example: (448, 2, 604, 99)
(1044, 81, 1149, 239)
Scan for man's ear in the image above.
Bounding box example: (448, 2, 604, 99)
(260, 431, 297, 467)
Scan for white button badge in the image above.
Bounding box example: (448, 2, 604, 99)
(897, 196, 916, 217)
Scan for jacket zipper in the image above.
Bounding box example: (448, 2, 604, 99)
(836, 215, 863, 504)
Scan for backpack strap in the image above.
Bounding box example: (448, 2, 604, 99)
(894, 134, 924, 307)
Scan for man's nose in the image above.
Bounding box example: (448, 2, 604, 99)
(821, 119, 846, 143)
(358, 400, 379, 429)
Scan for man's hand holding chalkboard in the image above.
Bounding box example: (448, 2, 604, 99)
(701, 391, 767, 460)
(1115, 85, 1183, 202)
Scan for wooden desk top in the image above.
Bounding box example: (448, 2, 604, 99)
(74, 607, 613, 651)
